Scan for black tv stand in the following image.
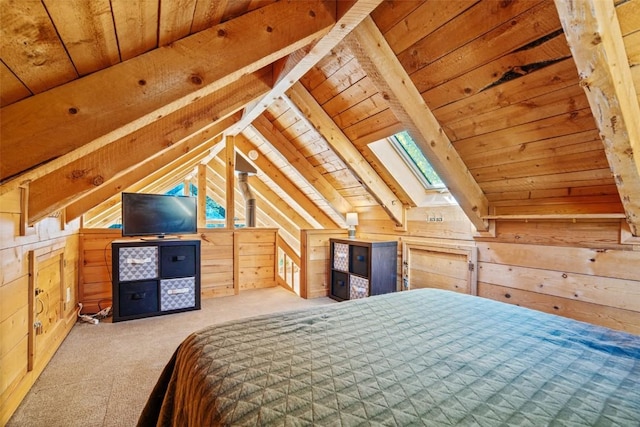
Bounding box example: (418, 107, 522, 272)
(112, 239, 201, 322)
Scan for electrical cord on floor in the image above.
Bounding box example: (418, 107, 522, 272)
(77, 302, 112, 325)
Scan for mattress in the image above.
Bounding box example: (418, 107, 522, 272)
(138, 289, 640, 426)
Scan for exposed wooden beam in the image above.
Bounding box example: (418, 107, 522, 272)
(234, 134, 340, 229)
(345, 16, 489, 232)
(208, 155, 312, 234)
(286, 83, 405, 226)
(27, 64, 260, 224)
(225, 134, 236, 229)
(226, 0, 384, 136)
(76, 138, 225, 226)
(554, 0, 640, 236)
(250, 114, 353, 219)
(205, 165, 247, 224)
(1, 0, 335, 188)
(197, 164, 207, 228)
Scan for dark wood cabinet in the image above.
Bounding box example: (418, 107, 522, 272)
(329, 238, 397, 301)
(112, 239, 201, 322)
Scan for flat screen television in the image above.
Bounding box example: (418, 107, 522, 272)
(121, 192, 197, 238)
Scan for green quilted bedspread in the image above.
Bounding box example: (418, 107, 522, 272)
(139, 289, 640, 426)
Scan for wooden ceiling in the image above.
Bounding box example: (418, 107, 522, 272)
(1, 0, 639, 249)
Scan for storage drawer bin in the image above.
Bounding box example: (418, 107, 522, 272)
(331, 271, 349, 301)
(118, 246, 158, 281)
(160, 245, 196, 278)
(350, 245, 369, 276)
(333, 243, 349, 271)
(160, 277, 196, 311)
(119, 281, 158, 317)
(350, 275, 369, 299)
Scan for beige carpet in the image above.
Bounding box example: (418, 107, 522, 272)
(8, 287, 334, 427)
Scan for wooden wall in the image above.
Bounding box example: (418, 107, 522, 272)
(78, 228, 279, 314)
(303, 204, 640, 335)
(0, 188, 80, 425)
(300, 229, 348, 299)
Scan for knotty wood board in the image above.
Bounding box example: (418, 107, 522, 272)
(479, 282, 640, 335)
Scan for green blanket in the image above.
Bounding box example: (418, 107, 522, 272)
(139, 289, 640, 426)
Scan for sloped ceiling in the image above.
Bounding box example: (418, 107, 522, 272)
(1, 0, 639, 249)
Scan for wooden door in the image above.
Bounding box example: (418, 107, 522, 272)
(402, 240, 477, 295)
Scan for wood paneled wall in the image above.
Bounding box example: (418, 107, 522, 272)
(0, 188, 80, 425)
(77, 228, 279, 313)
(300, 229, 347, 299)
(309, 204, 640, 335)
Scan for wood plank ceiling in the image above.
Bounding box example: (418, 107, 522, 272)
(1, 0, 639, 250)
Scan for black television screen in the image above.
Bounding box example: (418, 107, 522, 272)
(121, 192, 197, 238)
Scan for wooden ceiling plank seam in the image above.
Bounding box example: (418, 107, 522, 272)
(425, 32, 572, 112)
(384, 0, 479, 56)
(43, 0, 121, 75)
(432, 56, 577, 127)
(369, 0, 423, 35)
(346, 16, 489, 231)
(1, 0, 334, 188)
(234, 134, 339, 229)
(250, 114, 353, 218)
(0, 61, 31, 107)
(285, 83, 405, 226)
(408, 0, 561, 94)
(298, 44, 356, 92)
(0, 0, 78, 95)
(480, 168, 620, 194)
(616, 0, 640, 37)
(111, 0, 159, 61)
(554, 0, 640, 235)
(28, 68, 269, 223)
(158, 0, 198, 46)
(309, 56, 367, 106)
(227, 0, 385, 136)
(464, 135, 606, 171)
(343, 108, 403, 145)
(453, 108, 598, 158)
(191, 0, 229, 33)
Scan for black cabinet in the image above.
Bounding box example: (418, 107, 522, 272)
(112, 239, 201, 322)
(329, 238, 397, 301)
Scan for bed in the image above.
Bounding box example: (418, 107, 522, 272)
(138, 289, 640, 426)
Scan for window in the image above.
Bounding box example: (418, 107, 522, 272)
(390, 131, 444, 189)
(369, 131, 456, 207)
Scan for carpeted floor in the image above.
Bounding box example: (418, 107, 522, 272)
(7, 287, 334, 427)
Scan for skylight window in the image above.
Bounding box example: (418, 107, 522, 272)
(390, 131, 444, 189)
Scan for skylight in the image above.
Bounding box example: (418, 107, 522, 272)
(390, 131, 444, 189)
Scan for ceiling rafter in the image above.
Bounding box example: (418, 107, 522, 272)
(345, 16, 489, 232)
(226, 0, 385, 136)
(66, 126, 231, 223)
(208, 155, 313, 232)
(285, 83, 405, 227)
(554, 0, 640, 236)
(207, 157, 303, 250)
(1, 0, 335, 191)
(234, 134, 339, 229)
(250, 114, 353, 219)
(26, 65, 258, 224)
(80, 137, 227, 228)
